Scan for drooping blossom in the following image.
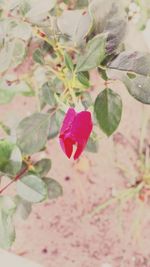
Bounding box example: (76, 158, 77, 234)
(59, 108, 93, 160)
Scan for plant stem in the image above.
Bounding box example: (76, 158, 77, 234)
(0, 166, 28, 194)
(87, 182, 144, 218)
(139, 105, 148, 155)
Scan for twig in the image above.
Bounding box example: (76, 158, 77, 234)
(0, 166, 28, 194)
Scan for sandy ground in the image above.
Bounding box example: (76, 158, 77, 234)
(0, 2, 150, 265)
(0, 70, 150, 267)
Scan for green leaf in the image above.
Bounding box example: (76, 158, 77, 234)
(33, 158, 51, 177)
(7, 146, 22, 175)
(77, 72, 90, 88)
(0, 121, 11, 135)
(75, 0, 88, 8)
(81, 91, 93, 109)
(12, 22, 32, 40)
(0, 80, 33, 104)
(17, 113, 49, 154)
(17, 175, 47, 203)
(98, 68, 108, 81)
(0, 140, 22, 175)
(26, 0, 56, 18)
(94, 88, 122, 136)
(0, 196, 16, 249)
(19, 0, 31, 16)
(123, 74, 150, 104)
(39, 82, 57, 107)
(57, 9, 92, 45)
(0, 196, 16, 216)
(89, 0, 126, 53)
(108, 51, 150, 76)
(14, 196, 32, 220)
(43, 178, 63, 199)
(48, 110, 65, 139)
(64, 52, 74, 72)
(10, 39, 26, 68)
(33, 48, 44, 65)
(0, 211, 15, 249)
(76, 34, 106, 72)
(0, 43, 13, 73)
(85, 136, 99, 153)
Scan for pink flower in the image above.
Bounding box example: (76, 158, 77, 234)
(59, 108, 93, 160)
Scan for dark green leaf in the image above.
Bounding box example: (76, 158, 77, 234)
(17, 175, 47, 203)
(33, 158, 51, 177)
(33, 48, 44, 65)
(17, 113, 49, 154)
(43, 178, 63, 199)
(94, 88, 122, 136)
(76, 34, 106, 72)
(64, 52, 74, 72)
(0, 140, 22, 175)
(48, 110, 65, 139)
(98, 68, 108, 81)
(77, 72, 90, 88)
(39, 82, 56, 107)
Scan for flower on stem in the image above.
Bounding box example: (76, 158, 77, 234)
(59, 108, 93, 160)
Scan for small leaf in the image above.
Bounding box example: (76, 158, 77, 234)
(108, 51, 150, 76)
(64, 52, 74, 72)
(12, 22, 32, 40)
(123, 74, 150, 104)
(89, 0, 126, 53)
(14, 196, 32, 220)
(17, 175, 47, 203)
(0, 140, 22, 175)
(33, 158, 51, 177)
(98, 68, 108, 81)
(7, 146, 22, 175)
(85, 136, 99, 153)
(81, 91, 93, 109)
(26, 0, 56, 19)
(17, 113, 49, 154)
(77, 72, 90, 88)
(94, 88, 122, 136)
(57, 9, 91, 45)
(0, 196, 16, 249)
(0, 211, 15, 249)
(33, 48, 44, 65)
(43, 178, 63, 199)
(48, 110, 65, 139)
(39, 82, 56, 107)
(0, 196, 16, 216)
(11, 39, 26, 68)
(76, 34, 106, 72)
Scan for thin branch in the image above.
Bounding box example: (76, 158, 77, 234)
(0, 166, 28, 194)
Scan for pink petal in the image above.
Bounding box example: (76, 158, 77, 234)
(59, 108, 76, 136)
(72, 111, 93, 159)
(59, 109, 93, 160)
(72, 111, 92, 139)
(74, 143, 84, 160)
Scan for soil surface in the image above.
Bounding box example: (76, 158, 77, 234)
(1, 71, 150, 267)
